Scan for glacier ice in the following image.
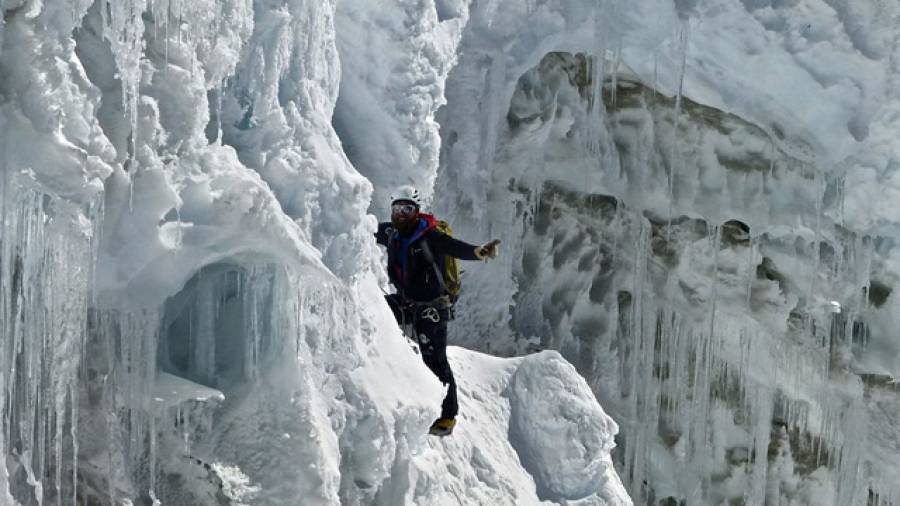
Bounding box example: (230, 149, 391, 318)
(0, 0, 629, 504)
(5, 0, 899, 503)
(433, 0, 900, 504)
(0, 173, 102, 505)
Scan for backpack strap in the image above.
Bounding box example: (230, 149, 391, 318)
(387, 227, 407, 300)
(420, 238, 451, 298)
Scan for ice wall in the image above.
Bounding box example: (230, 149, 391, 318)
(333, 0, 469, 212)
(0, 0, 630, 504)
(434, 0, 900, 504)
(0, 175, 102, 505)
(0, 0, 398, 501)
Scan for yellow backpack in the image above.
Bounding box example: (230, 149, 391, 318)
(436, 220, 461, 300)
(421, 219, 462, 302)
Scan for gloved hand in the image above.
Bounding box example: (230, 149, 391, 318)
(475, 239, 501, 260)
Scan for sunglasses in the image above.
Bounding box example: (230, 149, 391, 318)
(391, 203, 418, 215)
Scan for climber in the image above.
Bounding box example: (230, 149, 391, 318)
(375, 185, 500, 437)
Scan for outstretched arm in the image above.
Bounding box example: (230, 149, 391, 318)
(429, 232, 500, 261)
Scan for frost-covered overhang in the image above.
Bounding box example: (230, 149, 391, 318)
(457, 0, 892, 168)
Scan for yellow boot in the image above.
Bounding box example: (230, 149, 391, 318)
(428, 417, 456, 437)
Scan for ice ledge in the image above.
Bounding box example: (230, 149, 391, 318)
(153, 372, 225, 409)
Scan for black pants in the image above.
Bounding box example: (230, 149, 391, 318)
(385, 294, 458, 419)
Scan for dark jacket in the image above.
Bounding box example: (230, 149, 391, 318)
(376, 214, 480, 302)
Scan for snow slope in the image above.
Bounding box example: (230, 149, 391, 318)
(0, 0, 630, 504)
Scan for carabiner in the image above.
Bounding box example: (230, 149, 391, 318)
(421, 306, 440, 323)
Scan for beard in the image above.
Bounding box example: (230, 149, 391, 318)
(391, 213, 418, 236)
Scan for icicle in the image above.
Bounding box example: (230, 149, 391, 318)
(708, 226, 721, 340)
(180, 404, 190, 456)
(745, 235, 755, 308)
(621, 217, 651, 495)
(666, 20, 690, 243)
(652, 49, 660, 104)
(745, 383, 774, 504)
(610, 37, 622, 109)
(70, 383, 79, 506)
(149, 408, 160, 506)
(809, 167, 823, 301)
(0, 173, 100, 503)
(194, 276, 216, 385)
(585, 1, 608, 155)
(99, 0, 150, 166)
(833, 399, 866, 504)
(610, 198, 621, 265)
(605, 0, 624, 108)
(163, 0, 170, 72)
(176, 0, 183, 44)
(54, 405, 63, 506)
(216, 79, 225, 144)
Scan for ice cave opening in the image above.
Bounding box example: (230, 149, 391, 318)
(159, 262, 280, 391)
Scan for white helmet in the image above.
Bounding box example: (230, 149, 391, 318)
(390, 185, 422, 207)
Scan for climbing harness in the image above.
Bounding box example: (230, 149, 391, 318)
(421, 306, 441, 323)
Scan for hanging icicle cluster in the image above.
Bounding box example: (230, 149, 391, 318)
(611, 213, 871, 504)
(0, 173, 103, 504)
(510, 172, 876, 503)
